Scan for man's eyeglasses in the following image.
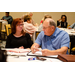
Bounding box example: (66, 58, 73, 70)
(43, 26, 50, 29)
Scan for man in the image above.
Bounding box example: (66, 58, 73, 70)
(31, 18, 70, 56)
(2, 12, 13, 24)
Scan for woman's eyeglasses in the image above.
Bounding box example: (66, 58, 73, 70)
(17, 24, 24, 26)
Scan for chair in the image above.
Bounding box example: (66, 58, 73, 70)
(0, 22, 6, 42)
(8, 28, 11, 35)
(0, 22, 2, 42)
(5, 24, 11, 36)
(67, 25, 70, 28)
(0, 22, 6, 48)
(33, 31, 40, 43)
(35, 31, 41, 39)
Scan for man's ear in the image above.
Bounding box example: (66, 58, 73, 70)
(51, 26, 54, 31)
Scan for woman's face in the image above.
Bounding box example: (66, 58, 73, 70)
(16, 21, 24, 32)
(27, 19, 32, 23)
(61, 16, 66, 22)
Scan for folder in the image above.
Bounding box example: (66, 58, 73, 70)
(58, 54, 75, 62)
(27, 51, 58, 59)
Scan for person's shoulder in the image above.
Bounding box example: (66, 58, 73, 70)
(7, 33, 13, 38)
(40, 31, 44, 34)
(2, 16, 6, 18)
(58, 28, 68, 35)
(9, 15, 13, 18)
(25, 33, 30, 36)
(38, 31, 44, 37)
(24, 22, 29, 26)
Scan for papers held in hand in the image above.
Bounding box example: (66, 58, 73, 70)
(5, 49, 31, 56)
(5, 49, 31, 53)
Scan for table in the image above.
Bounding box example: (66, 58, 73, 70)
(59, 28, 75, 36)
(7, 56, 63, 62)
(3, 48, 62, 62)
(0, 20, 8, 30)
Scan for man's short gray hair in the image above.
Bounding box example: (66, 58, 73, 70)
(49, 20, 56, 28)
(44, 18, 56, 28)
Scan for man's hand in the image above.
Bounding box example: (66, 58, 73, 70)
(42, 49, 52, 56)
(31, 43, 40, 54)
(4, 19, 7, 21)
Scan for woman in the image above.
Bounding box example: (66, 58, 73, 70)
(5, 18, 32, 49)
(38, 15, 52, 31)
(57, 15, 68, 28)
(23, 15, 37, 38)
(40, 14, 52, 25)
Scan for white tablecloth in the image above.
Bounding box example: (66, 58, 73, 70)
(7, 55, 62, 62)
(2, 48, 62, 62)
(59, 28, 75, 36)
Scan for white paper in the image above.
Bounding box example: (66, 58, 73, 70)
(5, 48, 31, 56)
(28, 51, 42, 55)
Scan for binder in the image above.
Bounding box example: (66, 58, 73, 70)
(58, 54, 75, 62)
(27, 51, 58, 59)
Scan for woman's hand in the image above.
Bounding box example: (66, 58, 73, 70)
(19, 46, 24, 49)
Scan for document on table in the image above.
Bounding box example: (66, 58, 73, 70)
(28, 48, 42, 55)
(28, 51, 42, 55)
(5, 49, 31, 56)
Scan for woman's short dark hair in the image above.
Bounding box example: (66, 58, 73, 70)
(61, 15, 67, 22)
(11, 18, 25, 35)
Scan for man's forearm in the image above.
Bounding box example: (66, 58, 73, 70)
(50, 47, 68, 55)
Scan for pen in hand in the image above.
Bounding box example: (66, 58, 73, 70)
(33, 45, 39, 53)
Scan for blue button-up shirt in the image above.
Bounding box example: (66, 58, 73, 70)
(35, 27, 70, 54)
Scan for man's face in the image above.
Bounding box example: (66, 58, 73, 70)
(6, 13, 9, 17)
(42, 20, 53, 36)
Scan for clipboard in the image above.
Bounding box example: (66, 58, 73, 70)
(27, 51, 58, 59)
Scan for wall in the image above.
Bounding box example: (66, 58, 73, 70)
(0, 12, 75, 25)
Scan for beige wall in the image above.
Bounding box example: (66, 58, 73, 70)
(0, 12, 75, 25)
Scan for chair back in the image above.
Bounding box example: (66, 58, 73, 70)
(8, 28, 11, 35)
(0, 22, 2, 32)
(67, 25, 70, 28)
(5, 24, 11, 36)
(35, 31, 40, 39)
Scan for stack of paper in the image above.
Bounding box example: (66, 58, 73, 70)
(5, 49, 31, 56)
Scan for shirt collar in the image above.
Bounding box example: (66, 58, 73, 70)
(52, 27, 60, 37)
(44, 27, 60, 38)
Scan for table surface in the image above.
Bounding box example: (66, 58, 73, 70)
(2, 48, 62, 62)
(59, 28, 75, 35)
(7, 55, 62, 62)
